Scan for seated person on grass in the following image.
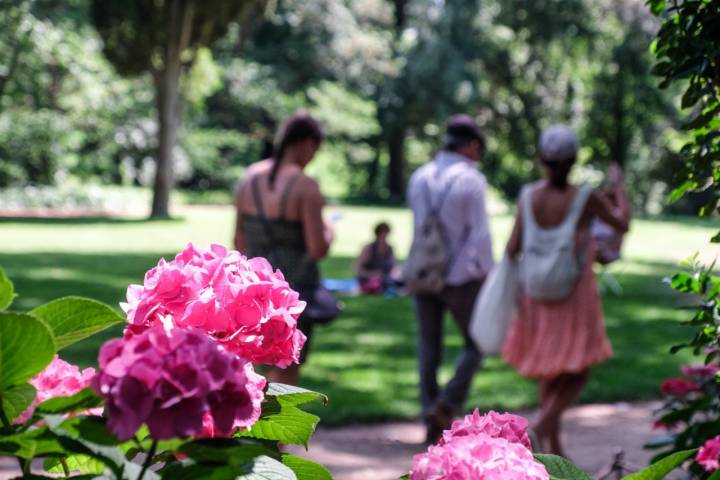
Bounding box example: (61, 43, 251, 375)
(355, 222, 400, 295)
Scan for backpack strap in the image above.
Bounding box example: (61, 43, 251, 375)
(426, 167, 464, 215)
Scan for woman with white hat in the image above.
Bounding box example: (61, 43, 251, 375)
(502, 125, 630, 456)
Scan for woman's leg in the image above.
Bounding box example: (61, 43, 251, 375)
(266, 364, 301, 386)
(534, 370, 590, 456)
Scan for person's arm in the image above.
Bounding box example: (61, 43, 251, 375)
(466, 174, 494, 273)
(355, 245, 372, 277)
(300, 179, 332, 260)
(586, 164, 630, 233)
(233, 181, 247, 252)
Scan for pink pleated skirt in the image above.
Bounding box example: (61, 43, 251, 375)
(502, 245, 613, 380)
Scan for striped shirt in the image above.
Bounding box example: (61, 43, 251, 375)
(407, 151, 494, 286)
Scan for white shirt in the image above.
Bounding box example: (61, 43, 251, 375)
(407, 151, 494, 286)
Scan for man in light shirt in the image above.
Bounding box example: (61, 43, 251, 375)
(407, 114, 494, 443)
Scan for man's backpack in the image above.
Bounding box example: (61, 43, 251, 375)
(404, 172, 462, 295)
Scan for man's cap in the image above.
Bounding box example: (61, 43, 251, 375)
(446, 114, 485, 148)
(538, 124, 579, 162)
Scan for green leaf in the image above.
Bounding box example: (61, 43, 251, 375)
(30, 297, 124, 351)
(162, 455, 298, 480)
(179, 439, 278, 465)
(1, 383, 36, 421)
(668, 180, 698, 203)
(238, 455, 298, 480)
(239, 403, 320, 448)
(623, 448, 696, 479)
(648, 0, 666, 15)
(533, 454, 592, 480)
(0, 312, 55, 390)
(0, 267, 15, 310)
(709, 469, 720, 480)
(0, 427, 68, 459)
(266, 383, 328, 407)
(44, 414, 159, 479)
(281, 454, 332, 480)
(35, 388, 103, 416)
(44, 455, 105, 475)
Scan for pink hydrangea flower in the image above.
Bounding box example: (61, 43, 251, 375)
(122, 243, 306, 368)
(697, 435, 720, 472)
(660, 378, 700, 397)
(652, 418, 680, 431)
(410, 434, 549, 480)
(681, 364, 720, 379)
(15, 356, 96, 424)
(441, 409, 531, 449)
(93, 326, 265, 441)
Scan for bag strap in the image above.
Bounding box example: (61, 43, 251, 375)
(250, 175, 278, 245)
(563, 184, 593, 230)
(250, 175, 266, 219)
(279, 174, 302, 219)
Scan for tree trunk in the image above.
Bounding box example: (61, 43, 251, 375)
(387, 129, 406, 199)
(366, 138, 381, 198)
(150, 0, 194, 218)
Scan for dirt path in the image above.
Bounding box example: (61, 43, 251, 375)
(0, 402, 664, 479)
(286, 401, 663, 480)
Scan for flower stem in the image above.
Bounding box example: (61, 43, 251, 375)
(61, 458, 71, 477)
(137, 440, 158, 480)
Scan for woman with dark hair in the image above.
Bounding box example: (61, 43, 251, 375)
(502, 125, 630, 456)
(234, 111, 333, 385)
(355, 222, 398, 294)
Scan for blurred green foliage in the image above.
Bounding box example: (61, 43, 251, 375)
(0, 0, 691, 214)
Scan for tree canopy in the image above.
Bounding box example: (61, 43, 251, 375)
(0, 0, 689, 214)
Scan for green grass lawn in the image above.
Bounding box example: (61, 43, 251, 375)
(1, 205, 718, 425)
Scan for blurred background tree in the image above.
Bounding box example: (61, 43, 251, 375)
(0, 0, 691, 216)
(90, 0, 267, 217)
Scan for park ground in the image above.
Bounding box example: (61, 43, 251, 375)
(0, 204, 718, 428)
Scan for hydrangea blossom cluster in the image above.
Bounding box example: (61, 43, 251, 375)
(697, 435, 720, 472)
(441, 410, 531, 449)
(660, 377, 700, 397)
(681, 363, 720, 379)
(122, 243, 306, 368)
(93, 326, 265, 441)
(15, 356, 96, 424)
(411, 434, 549, 480)
(411, 410, 547, 480)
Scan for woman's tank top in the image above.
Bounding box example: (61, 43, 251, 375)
(241, 174, 320, 289)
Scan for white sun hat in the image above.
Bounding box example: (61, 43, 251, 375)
(538, 124, 579, 162)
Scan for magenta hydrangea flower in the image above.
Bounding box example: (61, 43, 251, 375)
(681, 363, 720, 379)
(441, 409, 531, 449)
(122, 243, 306, 368)
(697, 435, 720, 472)
(660, 377, 700, 397)
(15, 356, 96, 424)
(93, 326, 265, 441)
(410, 434, 549, 480)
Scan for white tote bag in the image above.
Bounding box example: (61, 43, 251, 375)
(470, 254, 519, 355)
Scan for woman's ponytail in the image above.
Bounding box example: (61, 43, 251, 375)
(268, 111, 325, 190)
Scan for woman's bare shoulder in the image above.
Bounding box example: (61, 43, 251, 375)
(246, 159, 273, 176)
(294, 173, 322, 197)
